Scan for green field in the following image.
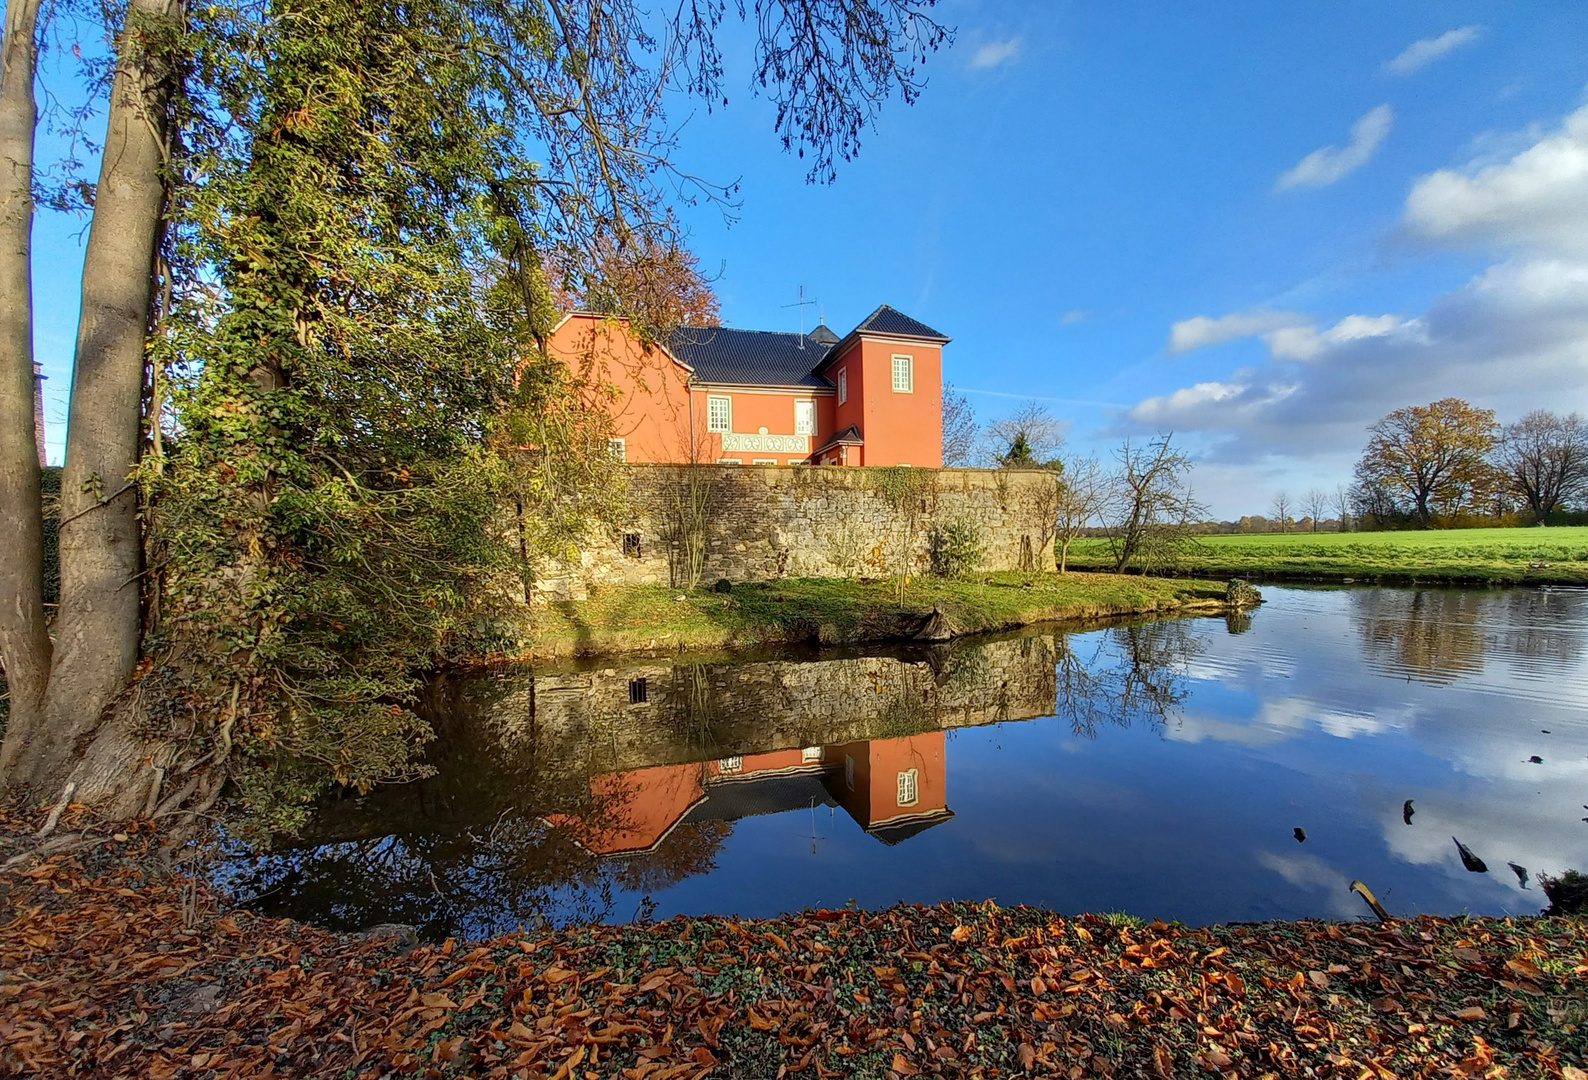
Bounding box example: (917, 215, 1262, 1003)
(1066, 526, 1588, 584)
(521, 571, 1229, 658)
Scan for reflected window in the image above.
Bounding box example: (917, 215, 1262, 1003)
(896, 768, 919, 807)
(718, 756, 743, 773)
(844, 754, 855, 791)
(628, 677, 647, 704)
(801, 746, 823, 763)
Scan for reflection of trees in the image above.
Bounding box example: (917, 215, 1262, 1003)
(1053, 621, 1200, 737)
(1351, 589, 1486, 685)
(227, 809, 731, 941)
(1492, 590, 1585, 670)
(221, 633, 1060, 936)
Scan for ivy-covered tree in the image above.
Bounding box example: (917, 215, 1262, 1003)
(0, 0, 952, 830)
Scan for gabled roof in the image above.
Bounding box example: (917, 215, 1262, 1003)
(664, 305, 947, 389)
(668, 326, 834, 389)
(813, 425, 864, 455)
(814, 304, 950, 373)
(852, 304, 949, 342)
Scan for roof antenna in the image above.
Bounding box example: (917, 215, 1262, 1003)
(782, 284, 816, 349)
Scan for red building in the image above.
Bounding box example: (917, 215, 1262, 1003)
(547, 305, 949, 467)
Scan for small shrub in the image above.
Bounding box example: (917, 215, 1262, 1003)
(930, 518, 983, 578)
(712, 577, 733, 594)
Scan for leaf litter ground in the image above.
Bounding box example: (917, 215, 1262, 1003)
(2, 814, 1585, 1079)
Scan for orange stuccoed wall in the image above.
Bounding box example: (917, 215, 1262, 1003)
(824, 733, 948, 829)
(822, 337, 943, 467)
(547, 313, 943, 466)
(547, 314, 695, 463)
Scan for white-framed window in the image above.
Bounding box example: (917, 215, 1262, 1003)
(718, 756, 743, 773)
(752, 458, 777, 465)
(795, 400, 816, 435)
(608, 437, 626, 461)
(717, 458, 742, 465)
(891, 354, 914, 393)
(836, 368, 848, 404)
(896, 768, 919, 807)
(801, 746, 824, 763)
(707, 394, 732, 433)
(844, 754, 855, 791)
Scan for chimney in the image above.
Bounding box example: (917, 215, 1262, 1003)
(33, 362, 45, 468)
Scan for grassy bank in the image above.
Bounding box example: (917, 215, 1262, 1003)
(522, 571, 1231, 658)
(1065, 527, 1588, 585)
(3, 820, 1584, 1079)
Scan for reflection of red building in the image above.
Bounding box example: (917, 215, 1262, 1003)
(543, 763, 706, 855)
(547, 739, 952, 856)
(821, 733, 954, 845)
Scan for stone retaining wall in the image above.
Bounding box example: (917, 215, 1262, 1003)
(538, 464, 1060, 599)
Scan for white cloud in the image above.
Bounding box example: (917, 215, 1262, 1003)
(1168, 310, 1412, 361)
(1128, 259, 1588, 460)
(1125, 101, 1588, 482)
(1405, 105, 1588, 257)
(970, 38, 1021, 70)
(1385, 26, 1483, 76)
(1168, 309, 1309, 353)
(1277, 105, 1394, 191)
(1061, 308, 1088, 324)
(1265, 314, 1418, 361)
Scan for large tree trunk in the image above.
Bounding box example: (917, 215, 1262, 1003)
(1, 0, 181, 807)
(0, 0, 50, 780)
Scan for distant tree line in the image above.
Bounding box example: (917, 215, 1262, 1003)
(1241, 399, 1588, 532)
(1264, 400, 1588, 530)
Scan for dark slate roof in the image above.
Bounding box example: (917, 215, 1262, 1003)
(867, 808, 956, 846)
(666, 306, 946, 388)
(852, 304, 949, 342)
(668, 326, 834, 388)
(813, 425, 864, 454)
(683, 773, 836, 823)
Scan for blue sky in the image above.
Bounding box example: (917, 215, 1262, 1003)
(29, 1, 1588, 516)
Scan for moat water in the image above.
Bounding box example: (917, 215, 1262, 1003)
(221, 586, 1588, 939)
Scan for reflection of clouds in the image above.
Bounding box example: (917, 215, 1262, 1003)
(1255, 850, 1363, 919)
(1170, 588, 1588, 912)
(1168, 695, 1397, 744)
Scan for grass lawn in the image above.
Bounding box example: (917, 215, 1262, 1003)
(523, 570, 1230, 658)
(5, 818, 1584, 1079)
(1064, 526, 1588, 585)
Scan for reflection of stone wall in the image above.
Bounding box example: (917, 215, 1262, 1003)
(486, 634, 1058, 776)
(539, 464, 1059, 598)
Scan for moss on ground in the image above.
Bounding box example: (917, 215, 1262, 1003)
(521, 571, 1229, 658)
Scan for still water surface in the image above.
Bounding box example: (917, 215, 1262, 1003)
(224, 586, 1588, 938)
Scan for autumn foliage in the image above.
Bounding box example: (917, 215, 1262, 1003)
(2, 815, 1585, 1079)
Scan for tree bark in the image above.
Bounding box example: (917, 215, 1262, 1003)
(1, 0, 181, 804)
(0, 0, 50, 780)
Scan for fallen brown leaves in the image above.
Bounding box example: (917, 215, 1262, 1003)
(1, 818, 1585, 1079)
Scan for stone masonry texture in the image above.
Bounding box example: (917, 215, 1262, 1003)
(539, 464, 1062, 599)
